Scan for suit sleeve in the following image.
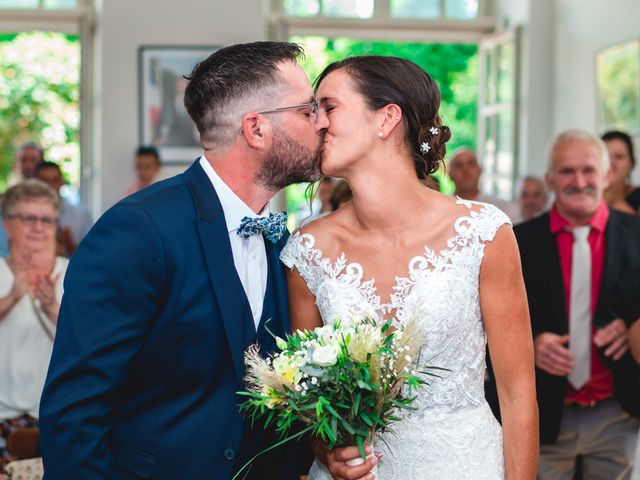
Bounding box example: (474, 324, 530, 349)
(39, 202, 166, 480)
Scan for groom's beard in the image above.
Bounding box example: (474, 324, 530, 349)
(256, 128, 322, 191)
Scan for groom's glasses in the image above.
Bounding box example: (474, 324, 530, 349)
(256, 100, 318, 120)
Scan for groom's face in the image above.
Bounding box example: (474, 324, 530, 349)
(256, 61, 322, 190)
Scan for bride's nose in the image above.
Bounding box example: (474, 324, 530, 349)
(314, 110, 329, 133)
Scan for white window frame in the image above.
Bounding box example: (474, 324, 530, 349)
(477, 27, 520, 201)
(0, 0, 95, 210)
(270, 0, 495, 43)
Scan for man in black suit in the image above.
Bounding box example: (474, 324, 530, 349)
(514, 129, 640, 478)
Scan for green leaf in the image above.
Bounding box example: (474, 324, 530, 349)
(324, 402, 342, 419)
(323, 419, 337, 444)
(340, 418, 356, 435)
(359, 411, 374, 427)
(288, 398, 300, 411)
(370, 412, 386, 427)
(353, 393, 361, 416)
(231, 424, 314, 480)
(356, 436, 366, 461)
(331, 416, 338, 442)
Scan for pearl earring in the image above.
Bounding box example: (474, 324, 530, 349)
(377, 131, 383, 138)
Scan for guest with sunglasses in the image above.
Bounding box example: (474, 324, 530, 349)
(0, 179, 68, 473)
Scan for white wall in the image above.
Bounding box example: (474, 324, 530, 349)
(93, 0, 267, 213)
(554, 0, 640, 182)
(554, 0, 640, 133)
(496, 0, 640, 181)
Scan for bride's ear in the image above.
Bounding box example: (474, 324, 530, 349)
(378, 104, 403, 139)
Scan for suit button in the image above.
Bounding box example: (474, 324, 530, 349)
(224, 448, 235, 460)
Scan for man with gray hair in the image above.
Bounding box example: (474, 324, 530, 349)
(514, 129, 640, 478)
(40, 42, 321, 480)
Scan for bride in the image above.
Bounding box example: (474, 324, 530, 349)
(280, 56, 538, 479)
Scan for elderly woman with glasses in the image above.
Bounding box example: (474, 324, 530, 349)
(0, 179, 69, 471)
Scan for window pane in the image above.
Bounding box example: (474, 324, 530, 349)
(44, 0, 77, 8)
(445, 0, 478, 19)
(495, 108, 514, 198)
(322, 0, 373, 18)
(0, 0, 38, 8)
(497, 41, 515, 103)
(484, 47, 497, 105)
(391, 0, 440, 19)
(283, 0, 319, 16)
(484, 116, 496, 173)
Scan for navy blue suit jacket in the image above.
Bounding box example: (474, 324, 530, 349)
(39, 161, 308, 479)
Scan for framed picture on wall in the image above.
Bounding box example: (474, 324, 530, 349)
(138, 45, 219, 165)
(595, 39, 640, 136)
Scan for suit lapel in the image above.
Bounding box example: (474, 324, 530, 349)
(596, 210, 623, 327)
(256, 233, 290, 348)
(183, 161, 254, 383)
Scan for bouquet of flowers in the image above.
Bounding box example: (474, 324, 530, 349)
(233, 315, 436, 479)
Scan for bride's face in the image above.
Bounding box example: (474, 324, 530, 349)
(314, 69, 379, 177)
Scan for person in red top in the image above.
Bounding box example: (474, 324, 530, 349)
(514, 129, 640, 479)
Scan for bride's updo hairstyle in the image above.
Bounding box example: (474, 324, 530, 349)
(315, 55, 451, 178)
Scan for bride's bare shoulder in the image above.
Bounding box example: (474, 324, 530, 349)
(293, 204, 353, 257)
(422, 190, 468, 217)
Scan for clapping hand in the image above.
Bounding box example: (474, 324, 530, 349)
(9, 251, 31, 302)
(594, 319, 628, 360)
(35, 273, 61, 323)
(533, 332, 574, 376)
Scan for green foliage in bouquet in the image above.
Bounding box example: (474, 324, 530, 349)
(234, 316, 440, 479)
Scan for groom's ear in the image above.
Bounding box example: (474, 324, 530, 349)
(241, 113, 271, 150)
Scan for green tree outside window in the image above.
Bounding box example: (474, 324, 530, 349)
(0, 32, 80, 190)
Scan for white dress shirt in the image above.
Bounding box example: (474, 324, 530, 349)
(199, 156, 268, 330)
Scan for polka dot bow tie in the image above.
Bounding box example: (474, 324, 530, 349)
(236, 211, 288, 243)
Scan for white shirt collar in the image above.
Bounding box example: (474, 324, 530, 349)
(198, 156, 270, 233)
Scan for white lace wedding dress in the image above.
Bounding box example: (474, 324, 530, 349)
(280, 199, 510, 479)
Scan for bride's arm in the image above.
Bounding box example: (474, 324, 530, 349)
(285, 266, 323, 331)
(481, 225, 538, 480)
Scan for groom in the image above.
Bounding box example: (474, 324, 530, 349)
(39, 42, 321, 479)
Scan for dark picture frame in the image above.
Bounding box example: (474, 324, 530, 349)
(138, 45, 220, 165)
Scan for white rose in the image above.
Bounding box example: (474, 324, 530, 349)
(312, 343, 339, 366)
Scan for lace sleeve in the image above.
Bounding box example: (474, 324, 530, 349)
(279, 231, 321, 295)
(279, 231, 301, 270)
(475, 202, 512, 243)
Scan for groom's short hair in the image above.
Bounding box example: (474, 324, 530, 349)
(184, 42, 304, 152)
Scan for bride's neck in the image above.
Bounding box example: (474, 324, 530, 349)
(348, 171, 428, 231)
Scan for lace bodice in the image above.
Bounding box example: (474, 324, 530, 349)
(281, 199, 510, 411)
(281, 199, 510, 479)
